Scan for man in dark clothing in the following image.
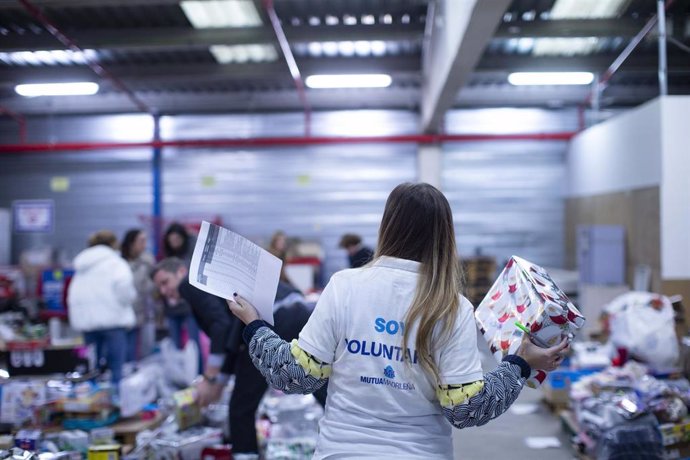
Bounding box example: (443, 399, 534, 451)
(339, 233, 374, 268)
(152, 257, 238, 406)
(152, 257, 326, 456)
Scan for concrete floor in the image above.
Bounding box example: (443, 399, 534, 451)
(452, 338, 576, 460)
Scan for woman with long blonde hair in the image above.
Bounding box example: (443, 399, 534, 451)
(229, 182, 566, 459)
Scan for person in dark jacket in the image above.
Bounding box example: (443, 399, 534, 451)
(152, 257, 326, 456)
(152, 257, 237, 405)
(338, 233, 374, 268)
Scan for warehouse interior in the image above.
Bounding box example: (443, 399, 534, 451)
(0, 0, 689, 458)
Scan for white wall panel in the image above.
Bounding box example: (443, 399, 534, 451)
(567, 99, 662, 197)
(660, 96, 690, 278)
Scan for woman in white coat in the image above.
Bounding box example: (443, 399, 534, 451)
(67, 230, 136, 384)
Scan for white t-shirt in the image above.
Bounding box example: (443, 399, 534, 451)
(298, 256, 483, 459)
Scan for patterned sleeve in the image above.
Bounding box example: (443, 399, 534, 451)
(247, 325, 330, 394)
(437, 360, 527, 429)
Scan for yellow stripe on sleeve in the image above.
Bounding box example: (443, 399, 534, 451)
(290, 339, 332, 379)
(437, 381, 485, 408)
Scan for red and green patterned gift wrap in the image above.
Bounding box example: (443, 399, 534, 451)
(474, 256, 585, 388)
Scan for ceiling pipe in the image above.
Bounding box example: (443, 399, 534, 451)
(577, 104, 586, 131)
(0, 106, 27, 143)
(588, 0, 675, 105)
(0, 132, 576, 154)
(18, 0, 154, 114)
(657, 0, 668, 95)
(263, 0, 311, 137)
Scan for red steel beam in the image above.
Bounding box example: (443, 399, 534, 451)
(0, 106, 27, 143)
(263, 0, 311, 136)
(589, 0, 675, 104)
(0, 132, 576, 154)
(18, 0, 153, 114)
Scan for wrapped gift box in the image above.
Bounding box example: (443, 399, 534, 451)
(173, 388, 201, 431)
(474, 256, 585, 387)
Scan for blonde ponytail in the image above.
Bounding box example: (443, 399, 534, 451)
(375, 182, 462, 385)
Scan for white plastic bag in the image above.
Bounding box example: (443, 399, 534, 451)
(160, 338, 199, 388)
(604, 291, 678, 368)
(119, 363, 161, 417)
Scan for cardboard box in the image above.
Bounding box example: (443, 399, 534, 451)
(0, 380, 46, 426)
(542, 369, 598, 410)
(173, 388, 201, 431)
(475, 256, 585, 387)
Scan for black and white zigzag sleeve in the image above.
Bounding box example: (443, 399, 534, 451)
(248, 326, 330, 394)
(441, 361, 525, 429)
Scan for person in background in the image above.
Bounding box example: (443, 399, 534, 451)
(152, 258, 325, 459)
(163, 222, 195, 263)
(268, 230, 288, 260)
(338, 232, 374, 268)
(152, 258, 237, 405)
(229, 182, 567, 459)
(121, 228, 158, 362)
(268, 230, 294, 286)
(161, 222, 202, 368)
(67, 230, 136, 385)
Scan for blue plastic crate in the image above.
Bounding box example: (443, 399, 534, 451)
(546, 368, 600, 389)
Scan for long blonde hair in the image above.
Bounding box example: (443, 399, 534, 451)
(375, 183, 462, 384)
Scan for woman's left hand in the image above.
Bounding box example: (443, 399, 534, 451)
(227, 293, 260, 325)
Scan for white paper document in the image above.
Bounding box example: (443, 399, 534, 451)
(189, 221, 282, 325)
(524, 436, 562, 449)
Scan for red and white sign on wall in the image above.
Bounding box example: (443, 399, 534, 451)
(12, 200, 54, 233)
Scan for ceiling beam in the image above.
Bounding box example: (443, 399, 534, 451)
(0, 0, 432, 7)
(477, 53, 690, 72)
(2, 54, 686, 90)
(495, 19, 647, 38)
(0, 87, 423, 115)
(3, 81, 685, 115)
(0, 56, 421, 88)
(3, 53, 687, 91)
(1, 19, 669, 53)
(455, 84, 663, 107)
(0, 0, 184, 6)
(0, 24, 423, 52)
(420, 0, 511, 133)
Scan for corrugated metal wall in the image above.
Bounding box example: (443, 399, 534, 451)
(443, 141, 566, 268)
(0, 148, 153, 265)
(161, 144, 416, 279)
(0, 108, 576, 282)
(162, 111, 417, 278)
(443, 108, 577, 268)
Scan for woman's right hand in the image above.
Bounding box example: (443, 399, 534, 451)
(516, 335, 569, 372)
(227, 293, 260, 325)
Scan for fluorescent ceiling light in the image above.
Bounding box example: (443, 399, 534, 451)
(305, 74, 392, 89)
(361, 15, 376, 25)
(210, 44, 277, 63)
(304, 41, 388, 58)
(532, 37, 600, 56)
(338, 41, 355, 56)
(181, 0, 261, 28)
(508, 72, 594, 86)
(550, 0, 630, 19)
(531, 0, 629, 56)
(0, 49, 97, 66)
(15, 82, 99, 97)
